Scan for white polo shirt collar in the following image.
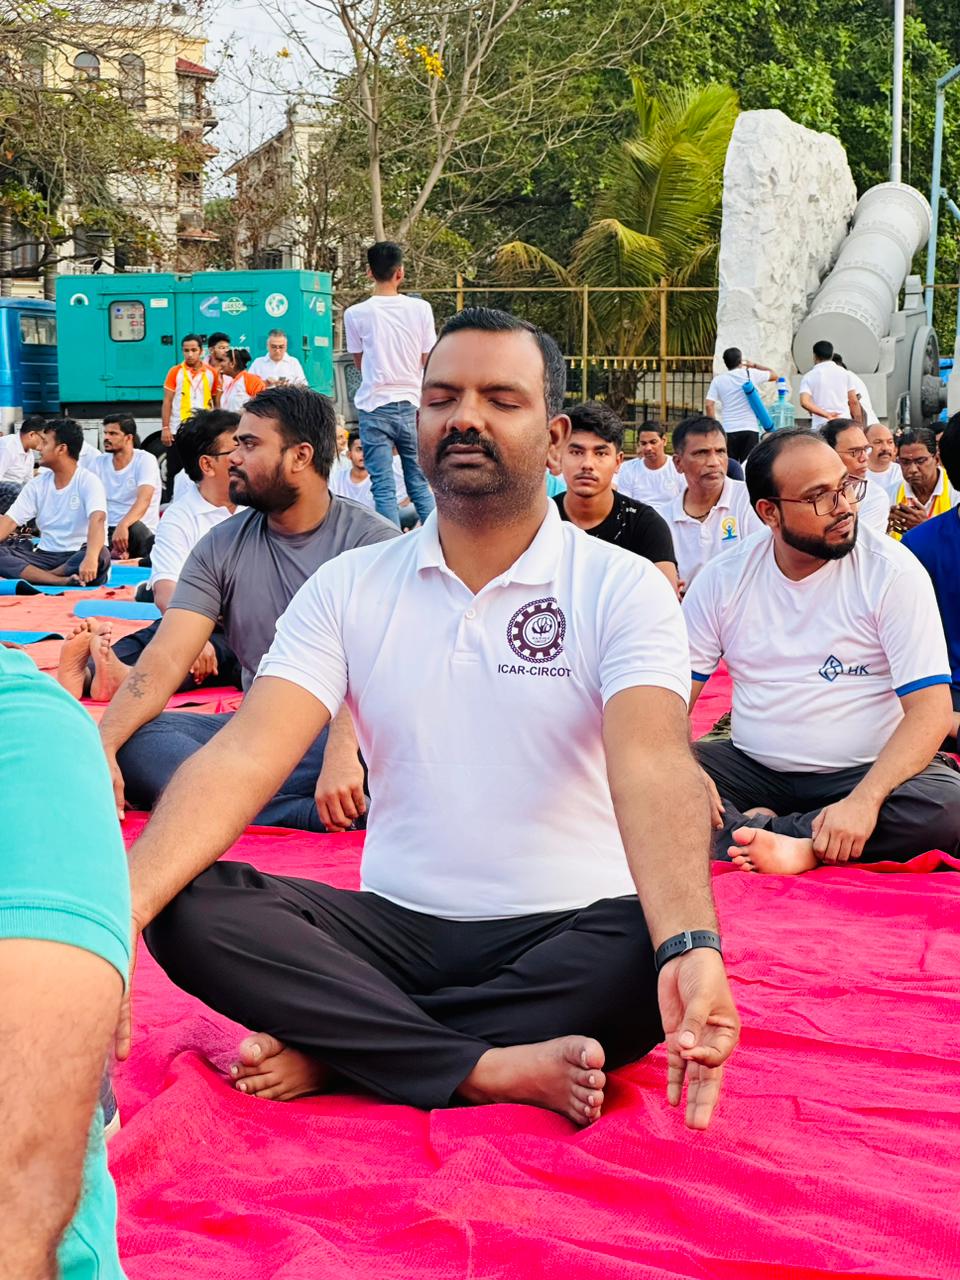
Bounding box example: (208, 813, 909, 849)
(673, 475, 734, 523)
(414, 501, 565, 588)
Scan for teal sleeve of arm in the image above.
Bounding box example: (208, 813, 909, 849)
(0, 650, 131, 981)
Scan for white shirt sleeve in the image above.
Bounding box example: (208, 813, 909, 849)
(680, 569, 723, 682)
(256, 565, 349, 717)
(705, 377, 720, 403)
(420, 302, 437, 354)
(148, 508, 193, 586)
(135, 451, 161, 493)
(0, 440, 11, 483)
(875, 558, 952, 697)
(596, 556, 691, 705)
(81, 472, 108, 519)
(5, 476, 38, 525)
(288, 356, 308, 386)
(799, 373, 813, 397)
(344, 307, 362, 355)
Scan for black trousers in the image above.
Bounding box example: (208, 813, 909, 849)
(725, 429, 759, 463)
(108, 521, 154, 558)
(96, 618, 242, 691)
(696, 739, 960, 862)
(145, 863, 663, 1111)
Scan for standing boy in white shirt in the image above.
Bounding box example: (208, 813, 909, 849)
(704, 347, 777, 462)
(0, 419, 109, 585)
(798, 339, 862, 430)
(90, 414, 161, 559)
(685, 428, 958, 875)
(343, 241, 437, 529)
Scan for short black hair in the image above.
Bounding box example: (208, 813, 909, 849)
(367, 241, 404, 282)
(722, 347, 741, 370)
(898, 427, 938, 456)
(820, 417, 860, 450)
(672, 414, 726, 455)
(176, 408, 241, 483)
(347, 429, 361, 449)
(207, 331, 230, 348)
(241, 385, 337, 479)
(938, 414, 960, 489)
(567, 400, 624, 450)
(832, 352, 846, 368)
(182, 333, 203, 349)
(229, 347, 252, 371)
(637, 419, 667, 438)
(102, 413, 138, 444)
(19, 413, 46, 436)
(431, 307, 567, 419)
(43, 418, 84, 460)
(812, 339, 834, 361)
(744, 426, 822, 507)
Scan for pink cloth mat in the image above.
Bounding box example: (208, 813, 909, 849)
(114, 815, 960, 1280)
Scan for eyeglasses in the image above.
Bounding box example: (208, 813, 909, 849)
(202, 448, 237, 460)
(766, 475, 867, 517)
(837, 446, 873, 461)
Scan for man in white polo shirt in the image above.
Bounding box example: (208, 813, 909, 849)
(124, 308, 739, 1132)
(666, 415, 764, 591)
(865, 422, 903, 503)
(820, 417, 891, 534)
(705, 347, 777, 462)
(0, 415, 44, 511)
(685, 428, 958, 876)
(249, 329, 308, 388)
(0, 419, 109, 585)
(90, 414, 161, 559)
(616, 420, 682, 513)
(798, 339, 862, 430)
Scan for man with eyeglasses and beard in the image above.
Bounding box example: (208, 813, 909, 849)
(684, 427, 960, 876)
(97, 386, 397, 831)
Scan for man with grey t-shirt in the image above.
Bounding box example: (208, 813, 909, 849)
(98, 386, 398, 831)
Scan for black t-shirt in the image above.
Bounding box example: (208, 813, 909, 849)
(554, 490, 677, 565)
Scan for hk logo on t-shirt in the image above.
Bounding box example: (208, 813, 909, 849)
(819, 655, 870, 682)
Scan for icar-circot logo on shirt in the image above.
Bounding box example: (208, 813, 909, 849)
(507, 597, 566, 664)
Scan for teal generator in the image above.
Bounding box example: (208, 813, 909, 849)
(56, 269, 333, 417)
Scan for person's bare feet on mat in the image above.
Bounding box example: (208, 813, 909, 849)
(56, 622, 93, 698)
(89, 622, 129, 703)
(458, 1035, 606, 1126)
(229, 1033, 329, 1101)
(729, 826, 818, 875)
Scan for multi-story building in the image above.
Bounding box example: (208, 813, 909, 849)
(4, 1, 218, 295)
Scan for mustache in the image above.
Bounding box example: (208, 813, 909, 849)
(436, 428, 500, 463)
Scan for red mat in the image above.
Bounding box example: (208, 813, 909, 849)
(112, 815, 960, 1280)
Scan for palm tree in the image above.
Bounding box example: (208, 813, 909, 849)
(497, 79, 738, 360)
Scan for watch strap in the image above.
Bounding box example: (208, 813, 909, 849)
(654, 929, 722, 973)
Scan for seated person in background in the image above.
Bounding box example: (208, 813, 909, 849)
(97, 386, 398, 832)
(820, 417, 891, 533)
(889, 427, 959, 539)
(219, 347, 266, 413)
(685, 428, 959, 875)
(903, 417, 960, 749)
(799, 339, 862, 429)
(329, 429, 374, 509)
(120, 306, 738, 1131)
(90, 414, 161, 559)
(865, 421, 903, 503)
(0, 419, 110, 585)
(58, 409, 245, 702)
(665, 415, 763, 593)
(0, 644, 130, 1279)
(554, 400, 678, 593)
(616, 420, 682, 512)
(705, 347, 777, 462)
(0, 414, 44, 511)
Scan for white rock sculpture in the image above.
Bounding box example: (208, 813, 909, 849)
(714, 110, 858, 390)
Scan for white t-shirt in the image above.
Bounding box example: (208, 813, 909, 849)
(172, 469, 195, 502)
(90, 449, 161, 531)
(0, 433, 35, 485)
(6, 466, 107, 553)
(705, 367, 772, 432)
(868, 461, 903, 504)
(799, 361, 855, 429)
(79, 440, 101, 470)
(259, 503, 690, 919)
(847, 371, 879, 426)
(616, 456, 682, 512)
(149, 483, 243, 588)
(683, 524, 951, 771)
(330, 466, 375, 510)
(666, 477, 765, 586)
(248, 353, 307, 386)
(859, 475, 891, 533)
(344, 295, 436, 412)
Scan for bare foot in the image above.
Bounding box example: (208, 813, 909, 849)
(743, 806, 778, 819)
(729, 826, 819, 876)
(56, 623, 93, 698)
(89, 622, 129, 702)
(458, 1035, 606, 1126)
(229, 1032, 329, 1102)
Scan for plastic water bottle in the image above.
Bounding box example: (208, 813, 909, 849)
(770, 376, 795, 432)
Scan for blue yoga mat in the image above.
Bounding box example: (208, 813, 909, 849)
(0, 629, 65, 643)
(0, 580, 105, 596)
(74, 599, 160, 621)
(108, 565, 151, 586)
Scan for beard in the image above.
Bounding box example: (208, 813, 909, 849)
(228, 463, 297, 513)
(421, 426, 548, 527)
(781, 512, 858, 561)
